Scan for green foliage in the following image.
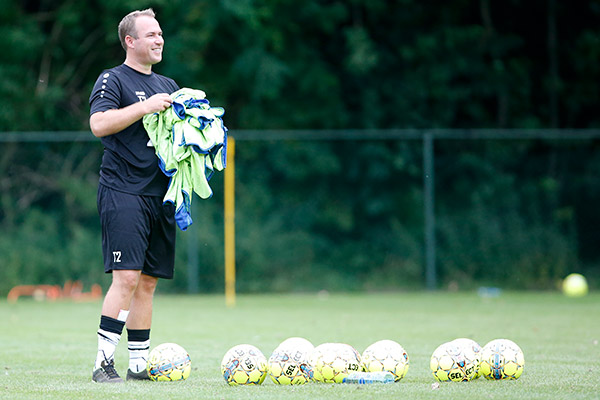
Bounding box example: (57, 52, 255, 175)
(0, 142, 105, 294)
(1, 0, 600, 130)
(1, 2, 600, 294)
(226, 140, 426, 293)
(438, 203, 574, 289)
(0, 208, 105, 295)
(1, 137, 596, 295)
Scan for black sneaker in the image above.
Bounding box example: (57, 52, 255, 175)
(126, 368, 151, 381)
(92, 359, 124, 383)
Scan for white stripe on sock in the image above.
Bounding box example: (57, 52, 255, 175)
(128, 339, 150, 372)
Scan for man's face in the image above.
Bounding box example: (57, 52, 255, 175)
(130, 16, 164, 65)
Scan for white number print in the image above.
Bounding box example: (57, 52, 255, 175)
(113, 251, 122, 263)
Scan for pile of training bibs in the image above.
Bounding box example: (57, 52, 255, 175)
(143, 87, 227, 231)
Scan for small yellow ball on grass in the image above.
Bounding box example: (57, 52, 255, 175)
(562, 273, 588, 297)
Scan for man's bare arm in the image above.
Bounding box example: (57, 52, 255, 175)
(90, 93, 173, 138)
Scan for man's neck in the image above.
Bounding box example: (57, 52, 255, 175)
(124, 59, 152, 75)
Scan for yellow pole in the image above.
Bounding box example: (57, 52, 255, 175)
(224, 137, 236, 307)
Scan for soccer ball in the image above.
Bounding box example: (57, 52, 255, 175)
(451, 338, 482, 379)
(562, 273, 588, 297)
(430, 341, 477, 382)
(361, 339, 409, 381)
(310, 343, 361, 383)
(221, 344, 268, 385)
(479, 339, 524, 380)
(268, 338, 314, 385)
(146, 342, 191, 381)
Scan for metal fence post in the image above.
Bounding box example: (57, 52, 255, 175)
(423, 133, 437, 290)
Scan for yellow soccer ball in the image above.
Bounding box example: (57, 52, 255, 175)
(562, 273, 588, 297)
(268, 337, 314, 385)
(451, 338, 482, 379)
(310, 343, 361, 383)
(361, 339, 409, 381)
(221, 344, 268, 385)
(430, 341, 477, 382)
(479, 339, 524, 380)
(147, 343, 191, 381)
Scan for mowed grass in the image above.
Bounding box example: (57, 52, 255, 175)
(0, 291, 598, 400)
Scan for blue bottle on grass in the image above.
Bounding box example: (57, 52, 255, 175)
(342, 371, 395, 384)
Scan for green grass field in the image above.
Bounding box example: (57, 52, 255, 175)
(1, 291, 598, 399)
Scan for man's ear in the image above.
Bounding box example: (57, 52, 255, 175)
(125, 35, 136, 49)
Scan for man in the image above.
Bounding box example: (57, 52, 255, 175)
(88, 9, 179, 383)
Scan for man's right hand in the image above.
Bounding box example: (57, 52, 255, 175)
(143, 93, 173, 114)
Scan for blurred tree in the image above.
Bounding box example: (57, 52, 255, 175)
(0, 0, 599, 294)
(1, 0, 599, 130)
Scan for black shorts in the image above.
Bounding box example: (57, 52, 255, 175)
(97, 184, 176, 279)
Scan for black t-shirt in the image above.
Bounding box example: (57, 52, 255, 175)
(89, 64, 179, 196)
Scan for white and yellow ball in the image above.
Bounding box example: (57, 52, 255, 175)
(221, 344, 268, 385)
(479, 339, 524, 380)
(268, 337, 314, 385)
(361, 339, 409, 381)
(430, 341, 477, 382)
(562, 273, 588, 297)
(146, 342, 191, 381)
(451, 338, 482, 379)
(310, 342, 361, 383)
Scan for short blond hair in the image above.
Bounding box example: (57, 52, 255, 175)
(118, 8, 156, 51)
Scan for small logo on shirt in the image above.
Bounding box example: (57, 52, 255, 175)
(135, 91, 147, 102)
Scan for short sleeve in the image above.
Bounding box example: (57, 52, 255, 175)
(89, 70, 122, 115)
